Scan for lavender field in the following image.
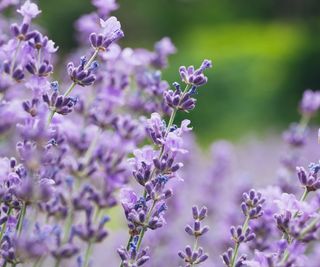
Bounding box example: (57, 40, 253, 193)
(0, 1, 320, 266)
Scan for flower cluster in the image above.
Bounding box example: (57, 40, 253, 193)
(178, 206, 209, 266)
(1, 1, 320, 267)
(118, 57, 211, 266)
(221, 189, 265, 267)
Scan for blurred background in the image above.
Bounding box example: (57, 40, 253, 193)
(36, 0, 320, 145)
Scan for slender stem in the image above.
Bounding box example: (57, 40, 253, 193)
(136, 200, 157, 252)
(36, 49, 41, 70)
(190, 237, 199, 267)
(279, 249, 290, 265)
(83, 128, 101, 165)
(230, 215, 250, 267)
(125, 235, 133, 250)
(84, 49, 99, 69)
(62, 209, 74, 243)
(300, 187, 309, 202)
(10, 40, 22, 76)
(279, 187, 310, 265)
(54, 259, 61, 267)
(82, 207, 102, 267)
(63, 82, 77, 98)
(83, 242, 93, 267)
(291, 187, 309, 218)
(32, 257, 44, 267)
(167, 109, 177, 133)
(47, 108, 56, 125)
(16, 203, 27, 236)
(300, 216, 320, 237)
(298, 114, 311, 134)
(0, 207, 12, 241)
(192, 237, 199, 252)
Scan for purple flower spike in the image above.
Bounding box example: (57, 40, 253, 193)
(118, 238, 149, 267)
(241, 189, 265, 219)
(42, 91, 76, 115)
(179, 59, 212, 87)
(178, 206, 209, 266)
(297, 165, 320, 192)
(89, 16, 124, 51)
(67, 58, 97, 87)
(164, 82, 197, 112)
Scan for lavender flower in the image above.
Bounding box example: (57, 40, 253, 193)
(222, 189, 264, 267)
(297, 164, 320, 192)
(5, 0, 320, 266)
(179, 59, 212, 87)
(90, 16, 124, 52)
(119, 58, 211, 266)
(178, 206, 209, 266)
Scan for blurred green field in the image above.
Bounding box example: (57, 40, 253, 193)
(35, 0, 320, 145)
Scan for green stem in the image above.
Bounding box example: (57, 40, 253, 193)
(63, 82, 77, 98)
(300, 187, 309, 202)
(62, 209, 74, 243)
(136, 200, 157, 252)
(16, 203, 26, 236)
(47, 108, 56, 125)
(54, 259, 61, 267)
(190, 237, 199, 267)
(279, 187, 310, 265)
(300, 216, 320, 238)
(84, 49, 99, 69)
(230, 215, 250, 267)
(298, 114, 311, 133)
(32, 257, 44, 267)
(279, 250, 290, 266)
(83, 242, 93, 267)
(83, 129, 101, 165)
(10, 40, 22, 76)
(0, 207, 12, 241)
(125, 235, 133, 250)
(166, 108, 177, 133)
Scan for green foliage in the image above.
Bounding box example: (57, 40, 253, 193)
(165, 23, 315, 144)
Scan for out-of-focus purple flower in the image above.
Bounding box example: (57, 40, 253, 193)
(0, 0, 19, 11)
(300, 89, 320, 116)
(152, 37, 176, 69)
(282, 123, 306, 147)
(17, 0, 41, 23)
(92, 0, 119, 16)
